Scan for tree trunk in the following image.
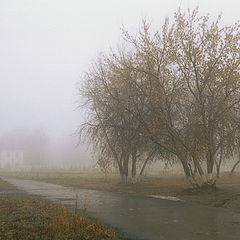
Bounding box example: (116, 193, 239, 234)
(230, 159, 240, 176)
(215, 147, 223, 178)
(121, 174, 128, 184)
(194, 163, 197, 175)
(216, 164, 220, 178)
(192, 156, 207, 184)
(179, 157, 196, 186)
(139, 149, 156, 177)
(122, 154, 129, 184)
(206, 151, 215, 183)
(131, 150, 137, 183)
(188, 163, 197, 183)
(139, 159, 148, 177)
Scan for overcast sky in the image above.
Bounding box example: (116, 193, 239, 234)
(1, 0, 240, 146)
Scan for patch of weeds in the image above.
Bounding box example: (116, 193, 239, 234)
(0, 198, 117, 240)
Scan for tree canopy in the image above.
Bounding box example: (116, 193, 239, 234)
(78, 8, 240, 186)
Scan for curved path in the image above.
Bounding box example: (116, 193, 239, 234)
(3, 177, 240, 240)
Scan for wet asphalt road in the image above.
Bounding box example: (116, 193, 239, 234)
(3, 177, 240, 240)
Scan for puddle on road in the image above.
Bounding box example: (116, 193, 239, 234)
(148, 195, 183, 201)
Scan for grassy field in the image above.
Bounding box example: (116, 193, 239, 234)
(0, 178, 117, 240)
(0, 169, 190, 191)
(2, 169, 240, 190)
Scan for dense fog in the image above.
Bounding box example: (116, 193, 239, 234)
(1, 0, 240, 167)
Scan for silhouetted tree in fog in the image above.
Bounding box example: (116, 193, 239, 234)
(78, 7, 240, 186)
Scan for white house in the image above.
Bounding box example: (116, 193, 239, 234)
(0, 150, 24, 168)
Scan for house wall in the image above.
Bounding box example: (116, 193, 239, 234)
(0, 150, 24, 168)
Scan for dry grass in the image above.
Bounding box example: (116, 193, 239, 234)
(0, 170, 190, 192)
(0, 197, 117, 240)
(2, 170, 240, 197)
(0, 178, 117, 240)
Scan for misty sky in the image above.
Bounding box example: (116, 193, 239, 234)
(1, 0, 240, 146)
